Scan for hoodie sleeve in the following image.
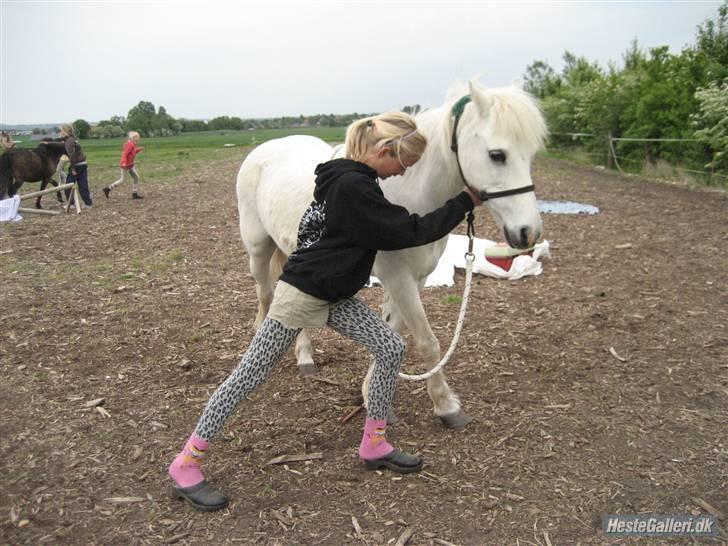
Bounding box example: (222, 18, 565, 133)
(64, 138, 77, 166)
(327, 177, 474, 251)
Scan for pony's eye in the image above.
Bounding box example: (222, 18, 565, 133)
(488, 150, 507, 164)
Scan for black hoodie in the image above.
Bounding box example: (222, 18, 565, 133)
(279, 158, 474, 302)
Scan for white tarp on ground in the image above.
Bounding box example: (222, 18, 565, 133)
(0, 195, 22, 222)
(538, 200, 599, 214)
(369, 234, 550, 288)
(427, 234, 550, 286)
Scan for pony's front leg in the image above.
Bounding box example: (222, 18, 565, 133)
(8, 179, 23, 197)
(389, 277, 472, 430)
(36, 178, 57, 209)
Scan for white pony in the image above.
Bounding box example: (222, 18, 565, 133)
(236, 81, 547, 429)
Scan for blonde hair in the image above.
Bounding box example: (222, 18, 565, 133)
(128, 131, 140, 140)
(61, 124, 75, 137)
(345, 111, 427, 164)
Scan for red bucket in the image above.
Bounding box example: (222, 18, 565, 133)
(484, 244, 534, 272)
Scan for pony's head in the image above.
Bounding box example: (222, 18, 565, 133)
(449, 81, 547, 248)
(37, 141, 68, 161)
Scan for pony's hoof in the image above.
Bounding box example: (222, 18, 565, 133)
(386, 409, 398, 426)
(298, 363, 319, 376)
(439, 410, 473, 430)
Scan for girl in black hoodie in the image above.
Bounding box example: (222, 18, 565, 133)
(169, 112, 481, 511)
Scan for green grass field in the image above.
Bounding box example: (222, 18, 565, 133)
(12, 127, 346, 185)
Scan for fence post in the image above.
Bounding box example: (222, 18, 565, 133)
(606, 133, 615, 170)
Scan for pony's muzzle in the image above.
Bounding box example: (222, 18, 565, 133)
(505, 226, 541, 249)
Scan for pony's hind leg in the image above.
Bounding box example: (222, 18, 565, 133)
(247, 243, 317, 375)
(268, 248, 317, 375)
(52, 178, 64, 204)
(247, 237, 278, 329)
(35, 183, 45, 209)
(295, 330, 317, 376)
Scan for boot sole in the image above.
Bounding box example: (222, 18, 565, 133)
(170, 486, 229, 512)
(363, 458, 423, 474)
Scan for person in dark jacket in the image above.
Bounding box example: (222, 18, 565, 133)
(168, 112, 481, 511)
(60, 124, 92, 208)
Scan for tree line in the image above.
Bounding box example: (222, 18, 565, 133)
(524, 2, 727, 175)
(60, 102, 379, 141)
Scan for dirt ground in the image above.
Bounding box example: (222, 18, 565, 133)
(1, 153, 726, 546)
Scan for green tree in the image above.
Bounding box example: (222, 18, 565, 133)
(536, 52, 605, 139)
(110, 115, 126, 127)
(561, 51, 603, 86)
(694, 0, 728, 82)
(208, 116, 231, 131)
(127, 101, 156, 136)
(693, 81, 728, 171)
(533, 2, 727, 177)
(179, 118, 207, 132)
(229, 116, 244, 130)
(622, 39, 646, 70)
(523, 60, 561, 98)
(72, 119, 91, 139)
(96, 116, 126, 138)
(152, 105, 177, 136)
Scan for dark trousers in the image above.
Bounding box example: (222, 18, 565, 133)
(66, 164, 92, 206)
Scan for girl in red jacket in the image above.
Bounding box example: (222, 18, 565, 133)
(103, 131, 145, 199)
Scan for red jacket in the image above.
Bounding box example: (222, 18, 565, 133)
(120, 140, 142, 168)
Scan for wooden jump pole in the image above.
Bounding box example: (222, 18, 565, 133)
(19, 182, 76, 201)
(73, 184, 81, 214)
(61, 183, 82, 214)
(73, 182, 81, 214)
(18, 182, 82, 215)
(18, 207, 60, 216)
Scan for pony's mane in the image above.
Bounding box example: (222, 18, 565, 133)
(445, 82, 548, 153)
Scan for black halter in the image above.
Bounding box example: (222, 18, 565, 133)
(450, 95, 535, 201)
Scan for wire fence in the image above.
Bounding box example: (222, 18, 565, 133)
(547, 132, 727, 185)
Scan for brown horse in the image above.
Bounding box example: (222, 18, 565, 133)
(0, 135, 68, 209)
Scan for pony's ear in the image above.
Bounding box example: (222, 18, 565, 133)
(468, 81, 492, 117)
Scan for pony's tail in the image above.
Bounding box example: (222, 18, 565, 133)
(0, 152, 14, 198)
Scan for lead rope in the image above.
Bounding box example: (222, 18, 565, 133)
(398, 211, 476, 382)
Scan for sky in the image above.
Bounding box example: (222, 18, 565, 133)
(0, 0, 722, 125)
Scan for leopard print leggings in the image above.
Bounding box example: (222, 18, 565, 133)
(194, 297, 407, 441)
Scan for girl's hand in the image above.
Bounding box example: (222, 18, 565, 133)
(464, 187, 483, 206)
